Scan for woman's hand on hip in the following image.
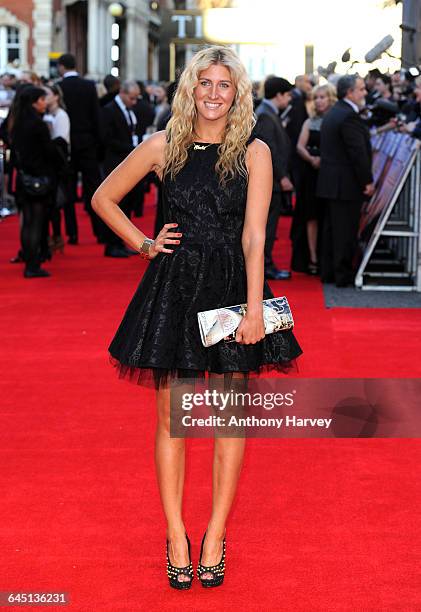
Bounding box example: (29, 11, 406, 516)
(149, 223, 182, 258)
(235, 313, 265, 345)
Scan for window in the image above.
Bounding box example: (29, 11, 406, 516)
(6, 26, 20, 63)
(0, 26, 21, 70)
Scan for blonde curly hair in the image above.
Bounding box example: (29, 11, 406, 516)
(308, 83, 337, 117)
(163, 45, 255, 186)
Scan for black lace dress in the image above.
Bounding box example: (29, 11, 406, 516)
(291, 116, 325, 272)
(109, 140, 303, 388)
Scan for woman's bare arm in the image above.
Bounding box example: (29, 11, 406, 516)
(296, 119, 312, 163)
(91, 130, 180, 254)
(236, 138, 272, 344)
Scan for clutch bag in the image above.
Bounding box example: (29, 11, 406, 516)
(197, 296, 294, 348)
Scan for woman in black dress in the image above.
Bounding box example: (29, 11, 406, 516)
(11, 86, 57, 277)
(92, 46, 302, 589)
(291, 83, 336, 274)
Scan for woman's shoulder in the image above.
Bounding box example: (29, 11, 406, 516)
(136, 130, 167, 178)
(56, 107, 69, 119)
(20, 112, 41, 126)
(54, 108, 70, 128)
(145, 130, 167, 149)
(137, 130, 167, 159)
(23, 113, 49, 136)
(246, 136, 270, 152)
(244, 136, 272, 176)
(245, 136, 271, 160)
(308, 115, 323, 129)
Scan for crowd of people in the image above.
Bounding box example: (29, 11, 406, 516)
(251, 66, 421, 286)
(1, 54, 421, 283)
(0, 55, 167, 277)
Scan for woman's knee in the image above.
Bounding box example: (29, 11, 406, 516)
(156, 387, 171, 432)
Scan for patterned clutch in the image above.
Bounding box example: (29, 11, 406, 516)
(197, 296, 294, 347)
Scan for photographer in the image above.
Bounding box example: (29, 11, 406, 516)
(365, 74, 399, 128)
(374, 74, 393, 101)
(365, 68, 382, 105)
(397, 76, 421, 139)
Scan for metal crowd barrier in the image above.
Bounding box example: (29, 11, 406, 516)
(355, 132, 421, 291)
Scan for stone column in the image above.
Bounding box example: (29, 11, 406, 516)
(87, 0, 100, 78)
(32, 0, 53, 76)
(125, 0, 149, 80)
(98, 2, 110, 77)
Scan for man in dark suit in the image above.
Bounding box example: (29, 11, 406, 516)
(57, 53, 113, 251)
(253, 76, 294, 280)
(285, 74, 312, 190)
(131, 81, 156, 218)
(134, 81, 155, 139)
(99, 74, 121, 107)
(101, 80, 143, 256)
(317, 75, 374, 287)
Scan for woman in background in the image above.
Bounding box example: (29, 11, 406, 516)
(0, 82, 33, 265)
(291, 83, 336, 274)
(44, 84, 71, 253)
(11, 86, 56, 278)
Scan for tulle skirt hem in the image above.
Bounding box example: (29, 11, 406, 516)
(109, 354, 299, 391)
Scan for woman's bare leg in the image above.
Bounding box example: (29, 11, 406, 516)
(307, 219, 318, 263)
(155, 381, 191, 582)
(200, 373, 247, 579)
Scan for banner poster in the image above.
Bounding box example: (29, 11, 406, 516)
(358, 132, 418, 241)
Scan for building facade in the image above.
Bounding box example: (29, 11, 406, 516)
(0, 0, 163, 80)
(59, 0, 159, 80)
(0, 0, 34, 74)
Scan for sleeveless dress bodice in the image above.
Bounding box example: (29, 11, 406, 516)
(108, 141, 303, 388)
(162, 144, 247, 245)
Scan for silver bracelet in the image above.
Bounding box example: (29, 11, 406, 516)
(139, 237, 154, 259)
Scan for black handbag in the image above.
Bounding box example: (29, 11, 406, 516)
(19, 171, 52, 197)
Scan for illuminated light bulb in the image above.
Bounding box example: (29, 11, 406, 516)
(111, 45, 119, 62)
(109, 3, 124, 17)
(111, 23, 119, 41)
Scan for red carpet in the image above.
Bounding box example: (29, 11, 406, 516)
(1, 193, 421, 611)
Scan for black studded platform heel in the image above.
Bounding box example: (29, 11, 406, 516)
(197, 530, 226, 588)
(166, 533, 194, 589)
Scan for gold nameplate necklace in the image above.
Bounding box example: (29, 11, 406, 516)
(193, 131, 222, 150)
(193, 143, 214, 150)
